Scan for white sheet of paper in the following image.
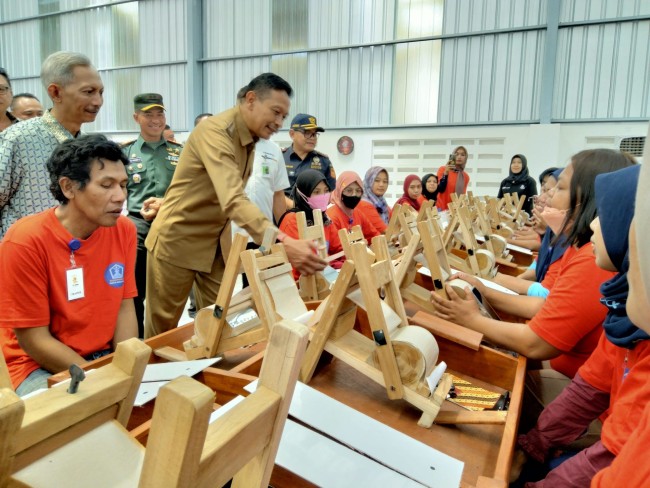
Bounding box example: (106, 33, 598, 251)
(213, 394, 436, 487)
(245, 380, 464, 487)
(141, 358, 221, 382)
(474, 234, 533, 255)
(134, 381, 169, 407)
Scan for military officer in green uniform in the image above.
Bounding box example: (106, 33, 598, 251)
(121, 93, 182, 337)
(282, 113, 336, 203)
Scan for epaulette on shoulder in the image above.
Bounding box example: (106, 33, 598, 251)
(119, 139, 137, 149)
(314, 149, 329, 158)
(168, 140, 183, 148)
(281, 146, 288, 153)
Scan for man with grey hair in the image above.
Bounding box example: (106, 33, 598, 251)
(0, 51, 103, 237)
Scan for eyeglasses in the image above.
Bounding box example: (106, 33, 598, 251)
(342, 188, 363, 197)
(0, 86, 11, 95)
(297, 130, 319, 140)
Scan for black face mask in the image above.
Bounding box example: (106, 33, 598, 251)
(341, 194, 361, 209)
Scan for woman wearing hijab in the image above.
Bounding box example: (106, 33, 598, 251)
(327, 171, 381, 243)
(278, 169, 342, 279)
(492, 168, 570, 299)
(498, 154, 538, 215)
(431, 149, 635, 380)
(516, 165, 650, 487)
(394, 174, 423, 212)
(436, 145, 470, 211)
(420, 173, 438, 205)
(592, 126, 650, 488)
(357, 166, 391, 233)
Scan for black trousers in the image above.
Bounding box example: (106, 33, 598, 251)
(241, 241, 261, 288)
(128, 213, 151, 338)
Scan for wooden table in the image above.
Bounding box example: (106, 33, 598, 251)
(48, 312, 525, 487)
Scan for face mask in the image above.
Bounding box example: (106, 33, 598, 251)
(341, 194, 361, 210)
(306, 192, 330, 212)
(541, 207, 568, 235)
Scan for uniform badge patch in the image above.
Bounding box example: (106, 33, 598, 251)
(104, 262, 125, 288)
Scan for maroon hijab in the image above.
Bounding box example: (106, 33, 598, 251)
(394, 174, 421, 211)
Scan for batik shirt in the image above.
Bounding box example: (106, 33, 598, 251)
(0, 110, 75, 237)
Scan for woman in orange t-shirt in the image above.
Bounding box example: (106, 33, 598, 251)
(278, 169, 342, 280)
(592, 221, 650, 488)
(358, 166, 391, 233)
(431, 149, 636, 379)
(326, 171, 381, 244)
(516, 165, 648, 487)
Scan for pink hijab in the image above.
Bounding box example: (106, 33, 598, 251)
(331, 170, 364, 218)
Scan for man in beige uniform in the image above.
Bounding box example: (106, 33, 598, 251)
(145, 73, 326, 338)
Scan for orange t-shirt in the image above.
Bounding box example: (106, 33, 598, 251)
(0, 208, 137, 388)
(326, 204, 381, 244)
(436, 166, 469, 211)
(357, 200, 388, 234)
(579, 336, 650, 455)
(591, 401, 650, 487)
(528, 244, 615, 378)
(279, 211, 343, 280)
(416, 195, 428, 206)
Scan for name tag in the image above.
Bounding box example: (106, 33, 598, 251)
(66, 267, 85, 301)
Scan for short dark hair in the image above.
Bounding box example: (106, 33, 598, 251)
(47, 134, 129, 204)
(164, 124, 171, 130)
(10, 93, 41, 111)
(237, 73, 293, 103)
(194, 113, 212, 126)
(0, 67, 10, 86)
(11, 92, 39, 101)
(558, 149, 636, 248)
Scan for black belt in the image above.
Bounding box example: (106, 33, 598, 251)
(84, 348, 113, 361)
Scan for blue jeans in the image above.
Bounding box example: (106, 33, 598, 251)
(15, 368, 52, 396)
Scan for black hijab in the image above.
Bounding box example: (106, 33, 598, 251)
(507, 154, 530, 185)
(596, 165, 648, 348)
(279, 169, 331, 227)
(421, 173, 438, 201)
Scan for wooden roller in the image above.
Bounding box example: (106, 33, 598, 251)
(368, 326, 439, 388)
(495, 222, 515, 239)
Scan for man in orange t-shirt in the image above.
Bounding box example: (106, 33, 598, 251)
(0, 134, 138, 395)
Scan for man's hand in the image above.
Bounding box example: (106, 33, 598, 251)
(140, 197, 164, 221)
(283, 237, 327, 276)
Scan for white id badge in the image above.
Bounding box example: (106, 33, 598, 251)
(66, 267, 85, 301)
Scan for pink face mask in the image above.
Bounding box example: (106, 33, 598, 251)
(298, 188, 330, 212)
(306, 192, 331, 211)
(540, 206, 568, 235)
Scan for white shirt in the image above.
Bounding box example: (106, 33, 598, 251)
(232, 138, 289, 242)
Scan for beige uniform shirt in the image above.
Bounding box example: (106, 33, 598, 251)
(145, 106, 273, 272)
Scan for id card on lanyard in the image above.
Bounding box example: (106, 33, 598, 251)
(66, 238, 85, 301)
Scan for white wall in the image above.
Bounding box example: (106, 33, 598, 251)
(272, 121, 648, 204)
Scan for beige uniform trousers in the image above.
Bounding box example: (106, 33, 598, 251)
(144, 249, 225, 339)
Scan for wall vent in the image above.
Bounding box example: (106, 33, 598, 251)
(620, 137, 646, 157)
